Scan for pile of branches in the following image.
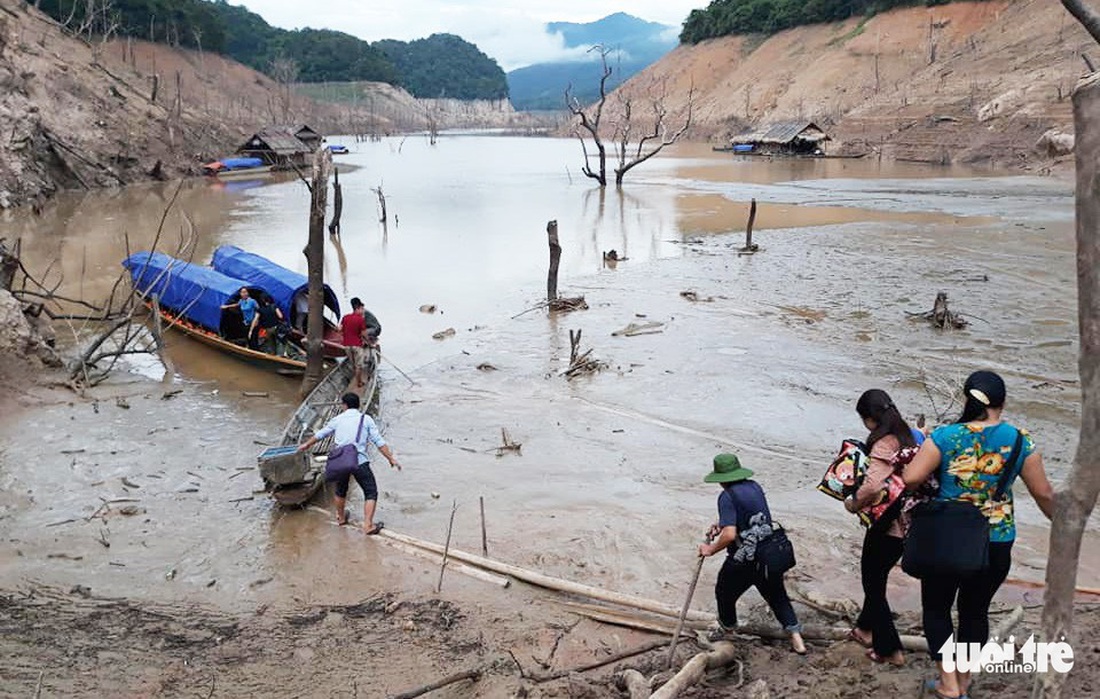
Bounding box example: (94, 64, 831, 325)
(562, 329, 605, 379)
(550, 295, 588, 313)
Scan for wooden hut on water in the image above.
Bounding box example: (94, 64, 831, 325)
(235, 125, 322, 169)
(731, 121, 831, 156)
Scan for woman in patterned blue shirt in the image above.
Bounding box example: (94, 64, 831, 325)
(903, 371, 1055, 699)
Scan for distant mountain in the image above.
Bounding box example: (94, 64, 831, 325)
(508, 12, 677, 111)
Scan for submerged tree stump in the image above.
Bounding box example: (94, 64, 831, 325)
(911, 292, 968, 329)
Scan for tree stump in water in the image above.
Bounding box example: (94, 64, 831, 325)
(911, 292, 968, 329)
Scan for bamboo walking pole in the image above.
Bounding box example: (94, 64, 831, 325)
(667, 531, 713, 668)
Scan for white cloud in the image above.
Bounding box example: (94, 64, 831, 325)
(233, 1, 698, 70)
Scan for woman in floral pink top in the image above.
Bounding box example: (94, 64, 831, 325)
(844, 389, 919, 666)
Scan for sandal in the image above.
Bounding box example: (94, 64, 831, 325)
(922, 679, 968, 699)
(364, 521, 384, 535)
(846, 628, 872, 648)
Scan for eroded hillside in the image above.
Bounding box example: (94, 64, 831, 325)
(611, 1, 1086, 167)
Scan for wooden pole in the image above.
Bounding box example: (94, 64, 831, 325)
(372, 534, 509, 588)
(479, 495, 488, 556)
(378, 529, 712, 621)
(1035, 69, 1100, 699)
(301, 148, 332, 395)
(547, 219, 560, 302)
(745, 198, 757, 250)
(437, 500, 457, 593)
(389, 669, 480, 699)
(667, 555, 705, 669)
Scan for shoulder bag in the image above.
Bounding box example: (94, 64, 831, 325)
(324, 414, 365, 481)
(755, 522, 796, 579)
(901, 428, 1025, 579)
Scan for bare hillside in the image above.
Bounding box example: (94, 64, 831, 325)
(611, 1, 1086, 167)
(0, 1, 243, 209)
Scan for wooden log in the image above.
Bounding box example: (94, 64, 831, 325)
(371, 534, 510, 588)
(620, 669, 651, 699)
(377, 529, 712, 621)
(564, 603, 929, 653)
(328, 168, 343, 236)
(650, 643, 738, 699)
(388, 668, 480, 699)
(547, 220, 561, 302)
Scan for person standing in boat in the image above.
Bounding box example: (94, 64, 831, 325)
(250, 296, 286, 354)
(296, 392, 401, 534)
(341, 298, 369, 388)
(221, 287, 258, 342)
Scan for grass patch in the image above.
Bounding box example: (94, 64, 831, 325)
(827, 16, 869, 47)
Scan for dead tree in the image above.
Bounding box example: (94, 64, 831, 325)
(301, 148, 333, 395)
(566, 46, 614, 187)
(1034, 6, 1100, 696)
(610, 81, 694, 186)
(328, 168, 343, 236)
(269, 57, 299, 123)
(371, 184, 387, 223)
(547, 220, 561, 302)
(740, 199, 759, 254)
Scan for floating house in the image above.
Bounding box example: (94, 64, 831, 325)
(731, 121, 831, 156)
(235, 124, 322, 169)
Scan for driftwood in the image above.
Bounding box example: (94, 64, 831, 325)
(620, 669, 652, 699)
(496, 428, 522, 456)
(347, 523, 510, 588)
(376, 529, 712, 621)
(549, 296, 588, 312)
(388, 669, 480, 699)
(563, 328, 605, 378)
(612, 321, 665, 337)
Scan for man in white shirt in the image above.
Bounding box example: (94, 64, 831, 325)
(297, 392, 401, 533)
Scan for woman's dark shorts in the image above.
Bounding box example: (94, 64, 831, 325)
(332, 462, 378, 500)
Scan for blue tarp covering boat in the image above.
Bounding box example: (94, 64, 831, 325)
(221, 157, 265, 170)
(122, 251, 259, 333)
(211, 245, 341, 325)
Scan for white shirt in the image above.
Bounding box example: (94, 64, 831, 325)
(315, 409, 385, 465)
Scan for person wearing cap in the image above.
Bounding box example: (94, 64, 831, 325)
(698, 453, 806, 654)
(903, 370, 1055, 699)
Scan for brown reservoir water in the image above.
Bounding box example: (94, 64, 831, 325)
(0, 137, 1091, 614)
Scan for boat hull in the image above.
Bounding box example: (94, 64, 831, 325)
(263, 349, 380, 506)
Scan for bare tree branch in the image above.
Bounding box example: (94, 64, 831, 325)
(1062, 0, 1100, 47)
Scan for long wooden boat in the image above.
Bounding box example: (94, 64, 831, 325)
(260, 347, 380, 506)
(211, 245, 346, 358)
(122, 251, 333, 375)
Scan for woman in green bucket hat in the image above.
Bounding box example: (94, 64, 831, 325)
(699, 453, 806, 654)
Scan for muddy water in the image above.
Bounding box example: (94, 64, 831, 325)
(1, 136, 1094, 618)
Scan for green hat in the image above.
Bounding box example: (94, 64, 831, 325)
(704, 453, 754, 484)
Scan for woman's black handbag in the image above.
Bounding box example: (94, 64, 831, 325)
(901, 429, 1024, 579)
(901, 499, 990, 578)
(755, 524, 796, 577)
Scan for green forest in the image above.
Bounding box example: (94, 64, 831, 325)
(679, 0, 966, 44)
(37, 0, 507, 99)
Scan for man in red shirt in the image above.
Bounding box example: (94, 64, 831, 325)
(341, 297, 368, 387)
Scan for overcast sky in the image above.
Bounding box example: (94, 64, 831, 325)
(235, 1, 703, 70)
